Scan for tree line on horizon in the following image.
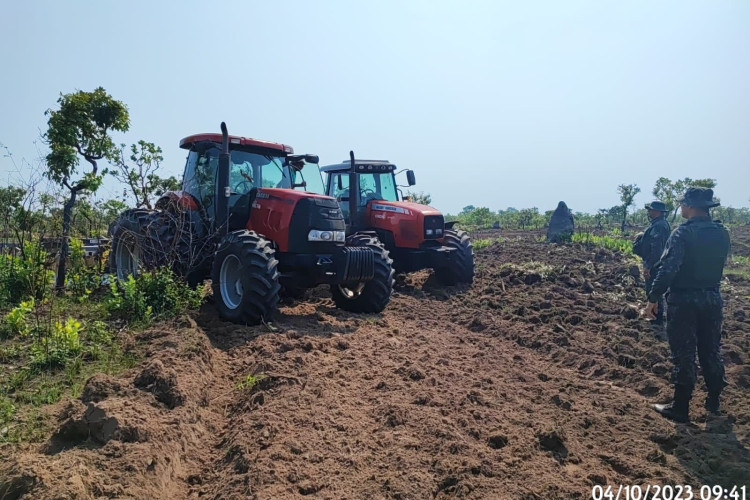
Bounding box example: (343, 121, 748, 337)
(443, 178, 750, 232)
(0, 85, 748, 271)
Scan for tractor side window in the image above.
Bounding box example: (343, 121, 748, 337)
(331, 174, 349, 199)
(182, 150, 218, 211)
(259, 157, 286, 188)
(331, 174, 350, 219)
(378, 173, 398, 202)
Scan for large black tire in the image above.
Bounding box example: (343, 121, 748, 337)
(146, 210, 208, 287)
(434, 229, 475, 285)
(331, 233, 394, 313)
(108, 209, 154, 280)
(211, 230, 281, 325)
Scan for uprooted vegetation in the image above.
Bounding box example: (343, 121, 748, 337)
(1, 226, 748, 499)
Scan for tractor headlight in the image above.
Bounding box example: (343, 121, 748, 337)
(309, 230, 346, 242)
(426, 229, 434, 236)
(436, 228, 443, 236)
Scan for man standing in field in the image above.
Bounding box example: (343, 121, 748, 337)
(644, 187, 730, 423)
(634, 200, 671, 326)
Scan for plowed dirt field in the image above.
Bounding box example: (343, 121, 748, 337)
(2, 228, 749, 499)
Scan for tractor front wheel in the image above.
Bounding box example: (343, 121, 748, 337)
(331, 233, 394, 313)
(211, 230, 281, 325)
(434, 229, 475, 285)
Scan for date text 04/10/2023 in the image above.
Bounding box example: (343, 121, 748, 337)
(591, 484, 747, 500)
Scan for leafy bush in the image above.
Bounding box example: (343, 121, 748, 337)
(2, 298, 35, 337)
(30, 317, 82, 368)
(0, 241, 53, 307)
(82, 320, 114, 361)
(106, 267, 204, 322)
(66, 238, 101, 301)
(472, 238, 493, 250)
(572, 232, 634, 255)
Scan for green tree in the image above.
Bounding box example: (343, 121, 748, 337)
(44, 87, 130, 288)
(617, 183, 640, 232)
(404, 191, 431, 205)
(652, 177, 716, 222)
(110, 140, 178, 209)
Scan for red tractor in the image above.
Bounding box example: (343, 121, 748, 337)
(321, 153, 474, 285)
(108, 124, 394, 324)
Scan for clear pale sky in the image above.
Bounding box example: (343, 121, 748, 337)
(1, 0, 748, 215)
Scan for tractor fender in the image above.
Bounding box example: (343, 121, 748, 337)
(155, 191, 199, 211)
(444, 220, 458, 230)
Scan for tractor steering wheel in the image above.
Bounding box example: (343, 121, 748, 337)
(360, 188, 378, 202)
(233, 180, 253, 194)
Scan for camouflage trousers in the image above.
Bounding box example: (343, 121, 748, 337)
(645, 276, 664, 323)
(665, 290, 727, 394)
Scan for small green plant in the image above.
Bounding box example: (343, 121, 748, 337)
(572, 232, 634, 255)
(3, 298, 35, 337)
(106, 268, 204, 323)
(472, 238, 493, 251)
(30, 317, 83, 368)
(66, 239, 102, 301)
(236, 373, 265, 391)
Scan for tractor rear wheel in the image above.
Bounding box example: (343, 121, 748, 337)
(331, 233, 394, 313)
(147, 210, 207, 287)
(108, 209, 154, 280)
(211, 230, 281, 325)
(435, 229, 475, 285)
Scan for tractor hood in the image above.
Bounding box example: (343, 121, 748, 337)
(368, 200, 443, 218)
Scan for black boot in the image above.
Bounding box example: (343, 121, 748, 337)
(653, 385, 691, 423)
(705, 393, 721, 416)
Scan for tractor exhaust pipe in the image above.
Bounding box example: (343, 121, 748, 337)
(217, 122, 231, 236)
(349, 150, 358, 231)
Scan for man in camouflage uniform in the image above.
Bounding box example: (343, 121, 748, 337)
(633, 200, 671, 325)
(645, 187, 730, 423)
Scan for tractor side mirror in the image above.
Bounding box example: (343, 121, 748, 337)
(305, 154, 319, 164)
(337, 175, 343, 190)
(406, 170, 416, 186)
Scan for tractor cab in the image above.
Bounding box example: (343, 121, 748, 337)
(177, 134, 325, 225)
(321, 153, 474, 285)
(321, 159, 415, 228)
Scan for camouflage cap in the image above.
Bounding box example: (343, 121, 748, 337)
(644, 200, 668, 212)
(678, 187, 720, 208)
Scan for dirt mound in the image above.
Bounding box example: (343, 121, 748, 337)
(2, 229, 749, 499)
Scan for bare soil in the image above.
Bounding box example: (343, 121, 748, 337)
(2, 228, 749, 499)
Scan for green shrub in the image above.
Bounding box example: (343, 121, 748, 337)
(30, 317, 82, 368)
(0, 241, 53, 307)
(2, 298, 35, 337)
(572, 232, 634, 255)
(472, 238, 493, 250)
(106, 267, 204, 322)
(66, 239, 101, 301)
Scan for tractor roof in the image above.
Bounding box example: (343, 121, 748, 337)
(179, 133, 294, 154)
(320, 160, 395, 173)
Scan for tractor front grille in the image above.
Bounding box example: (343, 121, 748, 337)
(424, 215, 445, 239)
(340, 247, 375, 283)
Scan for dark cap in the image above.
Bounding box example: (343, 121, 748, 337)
(645, 200, 668, 212)
(678, 187, 720, 208)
